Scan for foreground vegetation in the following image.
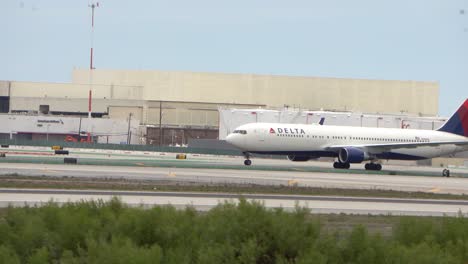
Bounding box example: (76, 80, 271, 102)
(1, 199, 468, 263)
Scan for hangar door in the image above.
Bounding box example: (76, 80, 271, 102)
(0, 97, 9, 113)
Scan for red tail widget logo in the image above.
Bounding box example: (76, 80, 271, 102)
(269, 128, 275, 134)
(438, 99, 468, 137)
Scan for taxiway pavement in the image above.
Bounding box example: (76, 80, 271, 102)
(1, 145, 468, 178)
(1, 163, 468, 194)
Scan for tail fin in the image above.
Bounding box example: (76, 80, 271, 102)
(437, 99, 468, 137)
(319, 117, 325, 125)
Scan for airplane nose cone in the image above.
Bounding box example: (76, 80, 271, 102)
(226, 134, 235, 144)
(226, 133, 241, 148)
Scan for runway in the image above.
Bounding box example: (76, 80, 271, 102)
(2, 162, 468, 194)
(2, 145, 468, 178)
(1, 188, 467, 216)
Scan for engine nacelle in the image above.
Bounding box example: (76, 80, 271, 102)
(287, 155, 314, 162)
(338, 147, 370, 163)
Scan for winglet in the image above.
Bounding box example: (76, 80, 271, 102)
(438, 99, 468, 137)
(319, 117, 325, 125)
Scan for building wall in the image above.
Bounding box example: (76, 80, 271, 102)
(6, 80, 262, 127)
(2, 70, 440, 140)
(0, 114, 140, 144)
(146, 127, 218, 146)
(0, 81, 10, 96)
(0, 81, 11, 113)
(9, 81, 144, 100)
(72, 69, 439, 116)
(108, 106, 142, 119)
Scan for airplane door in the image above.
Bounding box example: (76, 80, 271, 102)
(258, 128, 266, 142)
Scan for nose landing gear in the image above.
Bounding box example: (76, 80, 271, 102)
(243, 152, 252, 166)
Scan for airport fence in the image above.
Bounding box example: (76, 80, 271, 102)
(0, 139, 243, 157)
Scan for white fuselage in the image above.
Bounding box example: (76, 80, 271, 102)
(226, 123, 468, 160)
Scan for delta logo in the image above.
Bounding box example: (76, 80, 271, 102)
(270, 127, 306, 134)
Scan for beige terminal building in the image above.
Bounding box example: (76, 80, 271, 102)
(0, 69, 440, 146)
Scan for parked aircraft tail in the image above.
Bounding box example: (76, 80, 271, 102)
(437, 99, 468, 137)
(319, 117, 325, 125)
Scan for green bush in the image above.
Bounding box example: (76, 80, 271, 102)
(0, 198, 468, 263)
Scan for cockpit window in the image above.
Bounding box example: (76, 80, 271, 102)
(233, 130, 247, 135)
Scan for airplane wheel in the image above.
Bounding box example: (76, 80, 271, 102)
(376, 164, 382, 171)
(442, 169, 450, 177)
(244, 159, 252, 166)
(365, 163, 382, 171)
(333, 162, 339, 169)
(333, 162, 349, 169)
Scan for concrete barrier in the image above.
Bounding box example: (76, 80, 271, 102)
(64, 157, 77, 164)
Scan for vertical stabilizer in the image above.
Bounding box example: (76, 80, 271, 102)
(438, 99, 468, 137)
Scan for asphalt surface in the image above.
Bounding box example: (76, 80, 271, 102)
(2, 145, 468, 178)
(2, 163, 468, 194)
(2, 146, 468, 216)
(1, 188, 467, 216)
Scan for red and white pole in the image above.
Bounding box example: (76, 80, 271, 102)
(87, 2, 99, 142)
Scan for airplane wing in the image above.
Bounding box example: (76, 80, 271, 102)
(325, 140, 468, 152)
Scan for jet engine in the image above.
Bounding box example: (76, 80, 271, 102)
(338, 147, 371, 163)
(287, 155, 317, 162)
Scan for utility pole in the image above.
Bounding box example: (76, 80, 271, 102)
(78, 114, 82, 139)
(159, 101, 163, 146)
(87, 1, 99, 142)
(461, 8, 467, 32)
(127, 113, 132, 144)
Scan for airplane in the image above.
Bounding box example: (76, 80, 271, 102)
(226, 99, 468, 176)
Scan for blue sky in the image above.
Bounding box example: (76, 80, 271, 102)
(1, 0, 467, 116)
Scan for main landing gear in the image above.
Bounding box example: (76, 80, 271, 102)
(365, 163, 382, 171)
(243, 152, 252, 166)
(333, 162, 350, 169)
(442, 169, 450, 177)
